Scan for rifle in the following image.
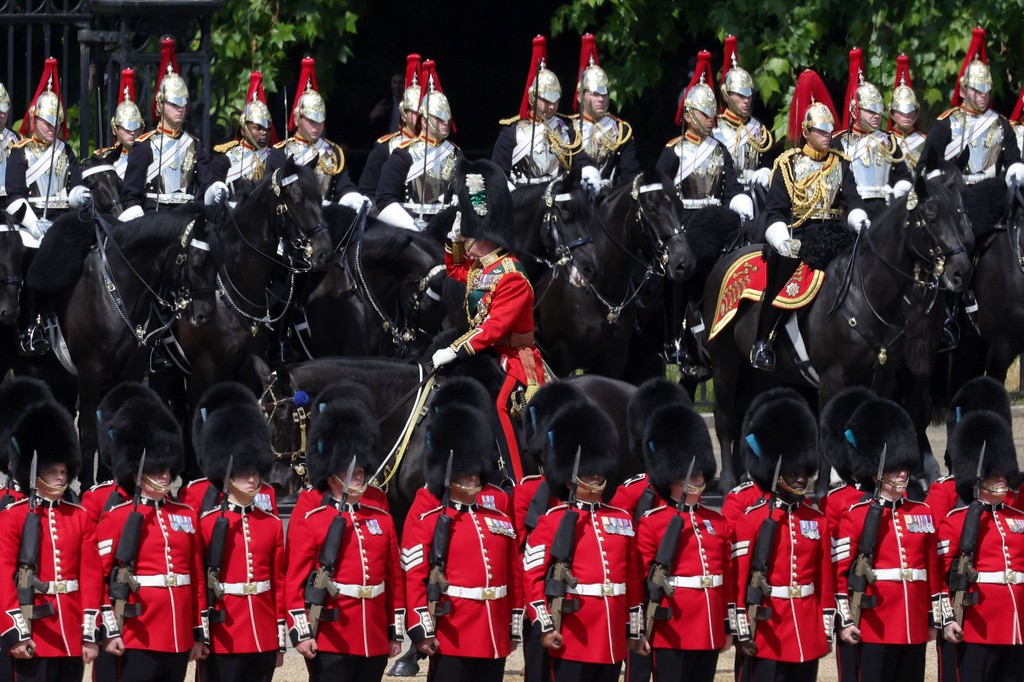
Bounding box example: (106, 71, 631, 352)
(948, 442, 986, 632)
(643, 456, 696, 638)
(205, 455, 234, 624)
(15, 453, 51, 655)
(742, 457, 783, 642)
(109, 451, 146, 631)
(304, 456, 357, 637)
(426, 451, 455, 622)
(847, 444, 887, 632)
(544, 447, 582, 631)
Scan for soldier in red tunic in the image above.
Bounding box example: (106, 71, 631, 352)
(194, 384, 285, 682)
(286, 382, 403, 682)
(430, 158, 545, 483)
(95, 395, 207, 682)
(731, 394, 834, 682)
(939, 409, 1024, 680)
(0, 400, 101, 681)
(636, 401, 732, 682)
(833, 399, 940, 682)
(0, 377, 58, 511)
(524, 402, 643, 682)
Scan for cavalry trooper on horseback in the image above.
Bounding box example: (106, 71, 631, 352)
(712, 35, 774, 206)
(834, 48, 913, 218)
(267, 57, 369, 211)
(210, 71, 273, 197)
(888, 55, 927, 171)
(120, 37, 219, 221)
(571, 33, 640, 194)
(492, 36, 577, 188)
(0, 80, 21, 200)
(359, 53, 422, 201)
(90, 69, 145, 182)
(375, 59, 460, 230)
(750, 70, 865, 372)
(655, 50, 749, 380)
(4, 58, 90, 355)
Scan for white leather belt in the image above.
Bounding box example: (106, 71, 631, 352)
(680, 197, 721, 209)
(976, 570, 1024, 585)
(220, 580, 272, 596)
(40, 579, 79, 594)
(569, 582, 627, 597)
(668, 574, 723, 589)
(873, 568, 927, 582)
(446, 585, 508, 600)
(768, 583, 815, 599)
(963, 168, 997, 185)
(27, 198, 69, 210)
(513, 176, 555, 186)
(135, 573, 192, 588)
(400, 202, 445, 215)
(857, 185, 891, 199)
(333, 581, 386, 599)
(147, 192, 195, 204)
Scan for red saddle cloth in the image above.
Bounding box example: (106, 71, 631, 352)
(708, 251, 824, 341)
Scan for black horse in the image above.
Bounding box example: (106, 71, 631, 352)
(706, 171, 974, 492)
(0, 221, 25, 330)
(78, 155, 125, 217)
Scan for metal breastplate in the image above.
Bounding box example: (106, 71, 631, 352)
(791, 153, 842, 218)
(1015, 125, 1024, 163)
(284, 137, 341, 195)
(0, 128, 18, 196)
(896, 132, 926, 170)
(225, 144, 267, 184)
(147, 131, 196, 194)
(673, 137, 724, 200)
(510, 117, 571, 183)
(712, 118, 764, 180)
(387, 134, 407, 153)
(24, 140, 70, 201)
(578, 115, 620, 169)
(948, 111, 1004, 174)
(840, 130, 895, 199)
(114, 149, 130, 179)
(404, 139, 457, 206)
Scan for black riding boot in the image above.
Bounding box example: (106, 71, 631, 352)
(750, 249, 800, 371)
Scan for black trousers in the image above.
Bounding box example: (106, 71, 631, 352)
(857, 642, 925, 682)
(305, 652, 388, 682)
(426, 653, 505, 682)
(0, 643, 11, 682)
(936, 637, 959, 682)
(550, 658, 622, 682)
(625, 649, 652, 682)
(197, 651, 277, 682)
(754, 249, 801, 342)
(651, 648, 719, 682)
(834, 639, 858, 682)
(957, 642, 1024, 682)
(12, 656, 83, 682)
(739, 656, 818, 682)
(523, 620, 549, 682)
(93, 650, 118, 682)
(117, 650, 189, 682)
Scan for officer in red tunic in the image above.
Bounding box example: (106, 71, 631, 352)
(731, 394, 834, 682)
(0, 401, 101, 681)
(524, 402, 643, 682)
(287, 382, 403, 682)
(194, 383, 285, 682)
(431, 158, 546, 484)
(833, 399, 940, 682)
(939, 409, 1024, 680)
(401, 399, 522, 682)
(95, 396, 207, 682)
(636, 402, 732, 682)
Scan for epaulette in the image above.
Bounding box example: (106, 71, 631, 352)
(87, 480, 116, 493)
(622, 473, 647, 486)
(826, 481, 850, 495)
(566, 113, 581, 121)
(376, 131, 400, 144)
(946, 505, 968, 517)
(397, 137, 418, 150)
(12, 138, 33, 149)
(499, 115, 521, 125)
(108, 499, 133, 512)
(183, 477, 209, 489)
(665, 136, 682, 148)
(828, 148, 850, 163)
(484, 483, 505, 493)
(934, 475, 954, 484)
(164, 499, 193, 512)
(64, 501, 86, 511)
(547, 503, 569, 514)
(200, 507, 219, 519)
(744, 498, 768, 514)
(304, 505, 328, 519)
(937, 108, 959, 121)
(418, 505, 445, 520)
(520, 474, 543, 484)
(728, 481, 756, 495)
(849, 499, 871, 512)
(361, 503, 388, 515)
(5, 498, 28, 509)
(91, 145, 117, 157)
(272, 139, 289, 149)
(643, 505, 671, 518)
(213, 140, 240, 153)
(602, 503, 629, 516)
(136, 130, 157, 142)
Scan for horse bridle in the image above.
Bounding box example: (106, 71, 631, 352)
(258, 374, 311, 477)
(541, 177, 594, 272)
(0, 227, 25, 292)
(631, 177, 689, 277)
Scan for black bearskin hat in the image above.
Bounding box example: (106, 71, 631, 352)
(742, 395, 818, 493)
(523, 381, 587, 448)
(10, 401, 80, 490)
(950, 410, 1019, 503)
(946, 376, 1012, 442)
(644, 403, 716, 502)
(843, 398, 920, 483)
(819, 386, 876, 485)
(109, 390, 183, 495)
(0, 376, 56, 475)
(193, 382, 272, 486)
(626, 378, 692, 458)
(98, 382, 163, 471)
(307, 382, 381, 492)
(424, 402, 494, 499)
(456, 158, 514, 251)
(430, 376, 493, 418)
(543, 402, 620, 501)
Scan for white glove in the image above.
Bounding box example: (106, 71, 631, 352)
(1006, 162, 1024, 188)
(847, 208, 870, 233)
(339, 192, 372, 211)
(432, 347, 457, 368)
(7, 197, 39, 234)
(729, 194, 754, 221)
(751, 167, 772, 188)
(68, 185, 93, 209)
(891, 180, 913, 199)
(377, 202, 418, 230)
(118, 205, 145, 223)
(203, 181, 230, 207)
(580, 165, 602, 192)
(765, 221, 796, 257)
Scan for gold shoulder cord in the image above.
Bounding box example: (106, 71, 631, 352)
(778, 150, 838, 229)
(749, 123, 774, 154)
(616, 119, 633, 148)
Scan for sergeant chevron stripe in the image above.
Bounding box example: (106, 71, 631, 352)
(401, 543, 424, 571)
(523, 543, 546, 571)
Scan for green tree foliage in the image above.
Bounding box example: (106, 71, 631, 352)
(552, 0, 1024, 138)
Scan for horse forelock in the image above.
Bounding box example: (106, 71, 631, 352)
(108, 213, 197, 251)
